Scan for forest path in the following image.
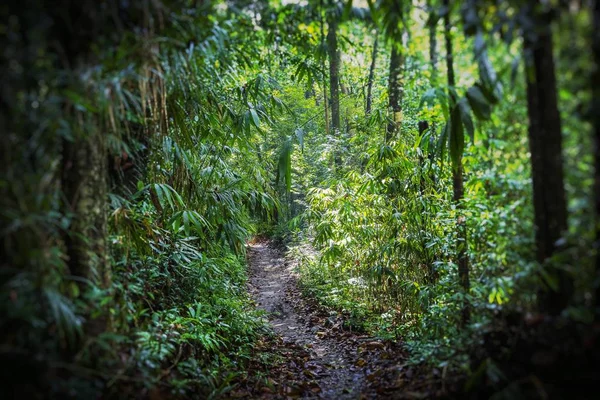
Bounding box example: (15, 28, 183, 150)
(246, 239, 412, 399)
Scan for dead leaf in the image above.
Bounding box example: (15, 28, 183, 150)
(365, 341, 385, 350)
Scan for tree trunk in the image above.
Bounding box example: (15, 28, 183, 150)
(366, 34, 378, 115)
(320, 8, 330, 135)
(428, 0, 438, 84)
(594, 0, 600, 314)
(444, 0, 470, 325)
(418, 121, 438, 283)
(53, 2, 111, 290)
(386, 45, 404, 142)
(523, 2, 569, 314)
(62, 129, 110, 287)
(323, 79, 331, 135)
(327, 14, 341, 167)
(327, 16, 341, 133)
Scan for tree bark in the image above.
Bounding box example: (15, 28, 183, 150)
(444, 0, 470, 325)
(320, 7, 330, 135)
(594, 0, 600, 314)
(428, 0, 438, 84)
(53, 2, 112, 289)
(327, 16, 341, 133)
(386, 45, 404, 142)
(523, 3, 569, 314)
(366, 34, 378, 115)
(62, 129, 110, 287)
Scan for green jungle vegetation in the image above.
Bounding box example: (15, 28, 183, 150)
(1, 0, 600, 398)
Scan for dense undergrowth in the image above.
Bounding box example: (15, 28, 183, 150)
(2, 0, 599, 398)
(279, 0, 597, 388)
(2, 2, 282, 398)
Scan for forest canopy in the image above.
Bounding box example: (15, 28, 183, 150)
(1, 0, 599, 398)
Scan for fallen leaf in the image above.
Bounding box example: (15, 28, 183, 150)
(365, 341, 385, 350)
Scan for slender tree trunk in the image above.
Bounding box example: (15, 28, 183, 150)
(444, 0, 470, 325)
(327, 14, 341, 166)
(419, 121, 429, 196)
(428, 3, 438, 185)
(594, 0, 600, 314)
(327, 16, 341, 133)
(323, 79, 330, 135)
(523, 2, 569, 314)
(320, 8, 330, 135)
(428, 0, 438, 85)
(366, 34, 378, 115)
(386, 45, 404, 142)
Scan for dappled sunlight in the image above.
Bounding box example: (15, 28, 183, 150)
(1, 0, 598, 399)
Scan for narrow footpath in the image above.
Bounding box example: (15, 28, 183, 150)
(246, 239, 434, 399)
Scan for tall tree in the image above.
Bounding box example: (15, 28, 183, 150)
(320, 4, 331, 135)
(366, 33, 379, 115)
(327, 7, 341, 133)
(444, 0, 470, 324)
(387, 44, 404, 141)
(523, 1, 569, 314)
(382, 0, 405, 142)
(428, 0, 438, 84)
(592, 0, 600, 313)
(55, 2, 114, 289)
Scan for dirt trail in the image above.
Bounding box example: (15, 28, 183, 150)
(247, 239, 425, 399)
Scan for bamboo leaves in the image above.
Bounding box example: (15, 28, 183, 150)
(458, 99, 475, 143)
(153, 184, 185, 211)
(466, 85, 492, 121)
(171, 210, 211, 237)
(250, 108, 262, 130)
(435, 82, 497, 168)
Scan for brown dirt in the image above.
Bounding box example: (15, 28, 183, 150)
(244, 239, 435, 399)
(247, 240, 365, 399)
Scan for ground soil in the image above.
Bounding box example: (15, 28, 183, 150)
(243, 239, 443, 399)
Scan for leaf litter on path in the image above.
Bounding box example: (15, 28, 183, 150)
(240, 239, 448, 399)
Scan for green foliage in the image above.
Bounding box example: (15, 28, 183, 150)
(1, 1, 282, 397)
(283, 0, 596, 376)
(1, 0, 597, 397)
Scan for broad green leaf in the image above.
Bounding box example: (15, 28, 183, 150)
(437, 121, 449, 163)
(458, 98, 475, 143)
(295, 128, 304, 152)
(250, 108, 261, 128)
(183, 210, 190, 236)
(466, 86, 492, 121)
